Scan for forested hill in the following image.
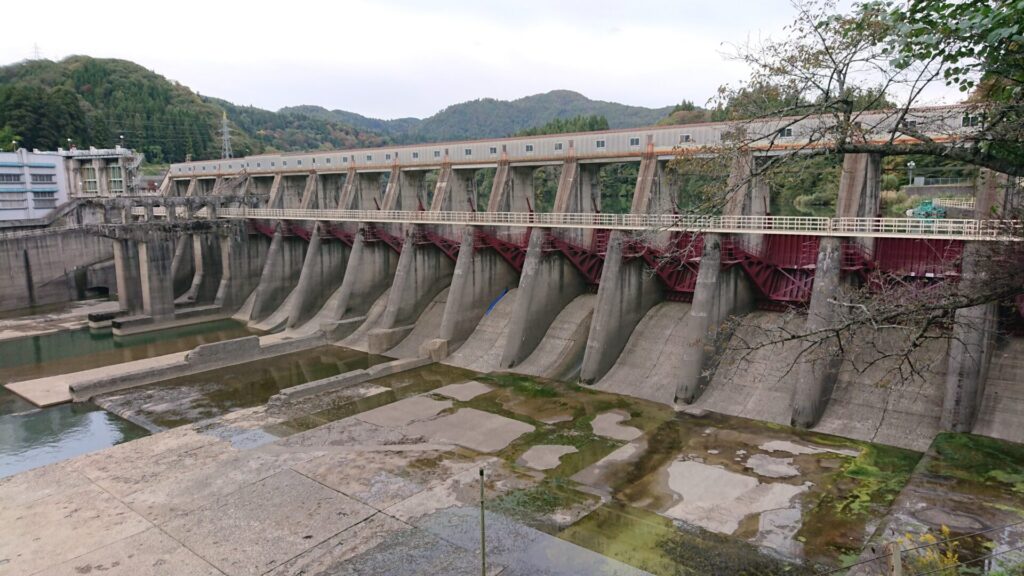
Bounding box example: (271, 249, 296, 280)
(0, 57, 674, 163)
(283, 90, 674, 143)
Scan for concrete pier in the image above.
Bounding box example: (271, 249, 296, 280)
(501, 231, 587, 368)
(675, 233, 754, 402)
(286, 223, 352, 329)
(248, 228, 308, 328)
(113, 239, 144, 314)
(138, 235, 176, 321)
(438, 227, 519, 349)
(790, 236, 844, 428)
(367, 229, 455, 354)
(580, 232, 662, 383)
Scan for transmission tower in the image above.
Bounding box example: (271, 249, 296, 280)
(221, 111, 233, 159)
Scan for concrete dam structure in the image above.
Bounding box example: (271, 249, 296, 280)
(3, 109, 1021, 453)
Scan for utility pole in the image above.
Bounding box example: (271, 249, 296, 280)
(886, 541, 902, 575)
(480, 468, 486, 576)
(221, 111, 233, 159)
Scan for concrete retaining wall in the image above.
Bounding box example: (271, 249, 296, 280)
(0, 230, 113, 312)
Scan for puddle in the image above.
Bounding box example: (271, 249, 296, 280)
(96, 346, 391, 430)
(266, 363, 478, 437)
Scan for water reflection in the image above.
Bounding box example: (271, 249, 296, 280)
(0, 389, 148, 478)
(0, 320, 255, 384)
(97, 346, 393, 430)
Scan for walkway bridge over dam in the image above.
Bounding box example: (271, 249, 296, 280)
(3, 107, 1021, 452)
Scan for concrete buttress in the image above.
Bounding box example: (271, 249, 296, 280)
(501, 231, 587, 368)
(580, 231, 662, 383)
(675, 233, 755, 402)
(439, 227, 519, 349)
(790, 236, 844, 428)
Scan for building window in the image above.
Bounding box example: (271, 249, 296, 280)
(0, 174, 22, 183)
(366, 155, 373, 161)
(297, 160, 302, 166)
(271, 162, 275, 167)
(962, 114, 982, 128)
(680, 134, 692, 143)
(31, 174, 55, 183)
(464, 148, 472, 156)
(778, 128, 793, 138)
(312, 158, 316, 164)
(342, 157, 348, 163)
(82, 166, 99, 194)
(434, 151, 441, 158)
(629, 137, 640, 146)
(386, 153, 391, 161)
(554, 142, 563, 151)
(412, 152, 420, 159)
(257, 162, 261, 168)
(489, 147, 497, 155)
(525, 144, 534, 153)
(283, 161, 288, 166)
(108, 165, 124, 194)
(596, 140, 606, 148)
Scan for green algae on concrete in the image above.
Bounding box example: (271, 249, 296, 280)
(561, 501, 814, 576)
(929, 433, 1024, 496)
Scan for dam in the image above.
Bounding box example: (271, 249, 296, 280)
(2, 109, 1023, 575)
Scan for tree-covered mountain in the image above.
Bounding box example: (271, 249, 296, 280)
(282, 90, 674, 143)
(0, 56, 225, 163)
(0, 56, 675, 163)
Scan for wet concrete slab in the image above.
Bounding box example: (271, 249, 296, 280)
(160, 469, 377, 576)
(31, 527, 223, 576)
(518, 444, 579, 470)
(433, 380, 493, 401)
(416, 507, 651, 576)
(406, 408, 535, 453)
(591, 410, 643, 441)
(355, 395, 452, 427)
(0, 299, 119, 342)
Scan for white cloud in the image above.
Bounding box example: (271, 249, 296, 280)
(2, 0, 801, 118)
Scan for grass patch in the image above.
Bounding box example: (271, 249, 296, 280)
(488, 478, 593, 526)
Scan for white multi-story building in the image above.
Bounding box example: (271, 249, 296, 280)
(0, 146, 144, 223)
(0, 149, 68, 222)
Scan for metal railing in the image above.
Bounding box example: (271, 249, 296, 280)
(212, 207, 1020, 241)
(933, 197, 976, 209)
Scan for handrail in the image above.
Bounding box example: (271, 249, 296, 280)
(209, 207, 1020, 241)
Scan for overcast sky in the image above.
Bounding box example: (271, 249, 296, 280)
(3, 0, 901, 119)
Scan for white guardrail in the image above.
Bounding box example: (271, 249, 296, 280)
(215, 207, 1020, 241)
(933, 197, 976, 209)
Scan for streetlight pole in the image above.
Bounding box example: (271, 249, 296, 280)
(906, 160, 916, 185)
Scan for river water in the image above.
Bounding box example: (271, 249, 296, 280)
(0, 320, 255, 478)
